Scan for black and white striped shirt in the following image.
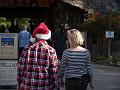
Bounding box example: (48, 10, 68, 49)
(59, 49, 93, 79)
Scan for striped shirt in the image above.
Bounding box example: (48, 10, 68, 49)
(59, 49, 93, 79)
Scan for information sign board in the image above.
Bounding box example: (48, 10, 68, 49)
(0, 60, 17, 85)
(0, 33, 18, 59)
(106, 31, 114, 38)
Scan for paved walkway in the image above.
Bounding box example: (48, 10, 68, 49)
(0, 64, 120, 90)
(92, 64, 120, 90)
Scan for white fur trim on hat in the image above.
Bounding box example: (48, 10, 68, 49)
(35, 30, 51, 40)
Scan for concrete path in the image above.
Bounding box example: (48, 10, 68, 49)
(0, 64, 120, 90)
(92, 64, 120, 90)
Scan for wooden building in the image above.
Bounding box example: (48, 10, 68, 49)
(0, 0, 59, 32)
(0, 0, 120, 58)
(61, 0, 120, 60)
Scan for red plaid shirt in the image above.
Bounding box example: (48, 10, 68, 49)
(17, 40, 60, 90)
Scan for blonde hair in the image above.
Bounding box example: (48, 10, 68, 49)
(20, 24, 27, 30)
(67, 29, 84, 48)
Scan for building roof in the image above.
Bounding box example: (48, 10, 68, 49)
(0, 0, 54, 8)
(62, 0, 120, 14)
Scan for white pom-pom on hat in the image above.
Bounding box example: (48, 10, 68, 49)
(30, 37, 36, 42)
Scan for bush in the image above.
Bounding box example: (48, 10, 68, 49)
(108, 56, 120, 65)
(95, 56, 108, 61)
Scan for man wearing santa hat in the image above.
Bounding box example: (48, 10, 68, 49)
(17, 22, 60, 90)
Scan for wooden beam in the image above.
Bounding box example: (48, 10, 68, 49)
(0, 7, 49, 17)
(0, 0, 54, 7)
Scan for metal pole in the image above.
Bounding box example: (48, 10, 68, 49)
(108, 38, 111, 57)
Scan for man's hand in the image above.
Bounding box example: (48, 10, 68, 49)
(60, 78, 64, 87)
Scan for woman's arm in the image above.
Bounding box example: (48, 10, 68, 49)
(59, 50, 67, 78)
(86, 50, 94, 89)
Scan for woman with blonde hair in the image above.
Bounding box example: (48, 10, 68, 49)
(59, 29, 94, 90)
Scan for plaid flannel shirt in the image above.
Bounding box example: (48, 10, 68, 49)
(17, 40, 60, 90)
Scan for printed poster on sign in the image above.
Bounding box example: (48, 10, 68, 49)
(0, 60, 17, 85)
(0, 33, 18, 59)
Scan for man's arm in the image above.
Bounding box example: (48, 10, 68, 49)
(17, 48, 27, 89)
(50, 49, 60, 90)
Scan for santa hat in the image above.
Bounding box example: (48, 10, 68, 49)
(30, 22, 51, 42)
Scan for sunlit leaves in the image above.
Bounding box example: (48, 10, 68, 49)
(0, 17, 11, 28)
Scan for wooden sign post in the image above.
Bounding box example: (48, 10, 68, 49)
(105, 31, 114, 58)
(0, 33, 18, 88)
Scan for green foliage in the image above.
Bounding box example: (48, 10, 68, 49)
(15, 18, 30, 25)
(0, 17, 31, 28)
(79, 18, 107, 38)
(79, 12, 120, 38)
(107, 56, 120, 65)
(0, 17, 11, 28)
(95, 56, 108, 61)
(80, 17, 106, 31)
